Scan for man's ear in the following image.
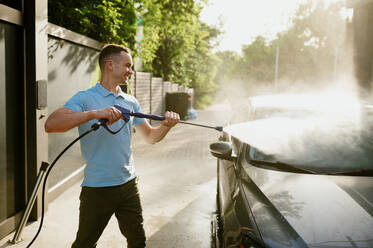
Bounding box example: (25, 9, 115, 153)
(106, 60, 114, 72)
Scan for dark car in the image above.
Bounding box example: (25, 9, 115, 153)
(210, 95, 373, 248)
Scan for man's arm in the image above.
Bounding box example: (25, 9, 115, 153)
(45, 107, 123, 133)
(135, 111, 179, 144)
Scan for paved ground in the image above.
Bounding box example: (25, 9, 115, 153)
(0, 104, 229, 248)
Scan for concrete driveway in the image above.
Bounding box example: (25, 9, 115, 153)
(0, 105, 228, 248)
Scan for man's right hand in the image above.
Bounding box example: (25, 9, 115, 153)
(94, 107, 123, 125)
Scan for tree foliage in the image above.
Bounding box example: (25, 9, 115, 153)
(217, 0, 351, 95)
(49, 0, 137, 51)
(49, 0, 221, 108)
(139, 0, 221, 108)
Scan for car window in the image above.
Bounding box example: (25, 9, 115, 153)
(246, 146, 276, 163)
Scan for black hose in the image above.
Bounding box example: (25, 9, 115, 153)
(25, 115, 222, 247)
(26, 125, 98, 248)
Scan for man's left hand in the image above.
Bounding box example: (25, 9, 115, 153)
(161, 111, 180, 128)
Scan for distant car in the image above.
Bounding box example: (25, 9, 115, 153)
(210, 95, 373, 248)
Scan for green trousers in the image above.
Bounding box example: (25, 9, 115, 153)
(71, 178, 146, 248)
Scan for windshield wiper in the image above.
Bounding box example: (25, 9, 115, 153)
(250, 159, 319, 174)
(251, 159, 373, 176)
(328, 169, 373, 176)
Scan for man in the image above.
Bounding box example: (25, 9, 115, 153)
(45, 44, 179, 248)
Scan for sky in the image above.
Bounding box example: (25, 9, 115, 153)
(200, 0, 333, 54)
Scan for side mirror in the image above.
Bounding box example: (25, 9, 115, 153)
(209, 142, 236, 161)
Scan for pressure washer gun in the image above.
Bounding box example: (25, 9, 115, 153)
(111, 104, 223, 132)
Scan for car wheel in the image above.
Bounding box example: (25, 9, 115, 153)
(214, 160, 224, 248)
(211, 213, 220, 248)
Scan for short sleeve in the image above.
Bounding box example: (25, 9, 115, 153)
(64, 92, 85, 113)
(132, 99, 146, 126)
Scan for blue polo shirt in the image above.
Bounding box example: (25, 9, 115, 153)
(64, 82, 145, 187)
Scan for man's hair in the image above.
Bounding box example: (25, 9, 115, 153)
(98, 44, 131, 70)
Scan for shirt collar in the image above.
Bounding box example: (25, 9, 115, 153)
(116, 86, 127, 99)
(95, 82, 126, 99)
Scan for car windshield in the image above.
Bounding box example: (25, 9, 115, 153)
(227, 104, 373, 175)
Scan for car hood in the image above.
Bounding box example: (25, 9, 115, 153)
(243, 165, 373, 248)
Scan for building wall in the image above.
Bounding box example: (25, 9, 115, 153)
(47, 36, 100, 188)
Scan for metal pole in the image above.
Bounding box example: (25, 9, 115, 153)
(334, 46, 339, 81)
(9, 162, 50, 244)
(274, 44, 280, 91)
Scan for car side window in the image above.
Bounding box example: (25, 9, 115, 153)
(244, 145, 276, 164)
(244, 145, 253, 164)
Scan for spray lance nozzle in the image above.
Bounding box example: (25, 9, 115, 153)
(109, 105, 223, 132)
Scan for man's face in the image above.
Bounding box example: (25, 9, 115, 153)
(111, 52, 134, 85)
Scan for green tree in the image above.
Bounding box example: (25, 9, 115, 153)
(236, 36, 276, 82)
(214, 50, 240, 84)
(144, 0, 221, 108)
(49, 0, 137, 51)
(49, 0, 222, 108)
(275, 0, 348, 82)
(217, 0, 350, 94)
(134, 0, 162, 66)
